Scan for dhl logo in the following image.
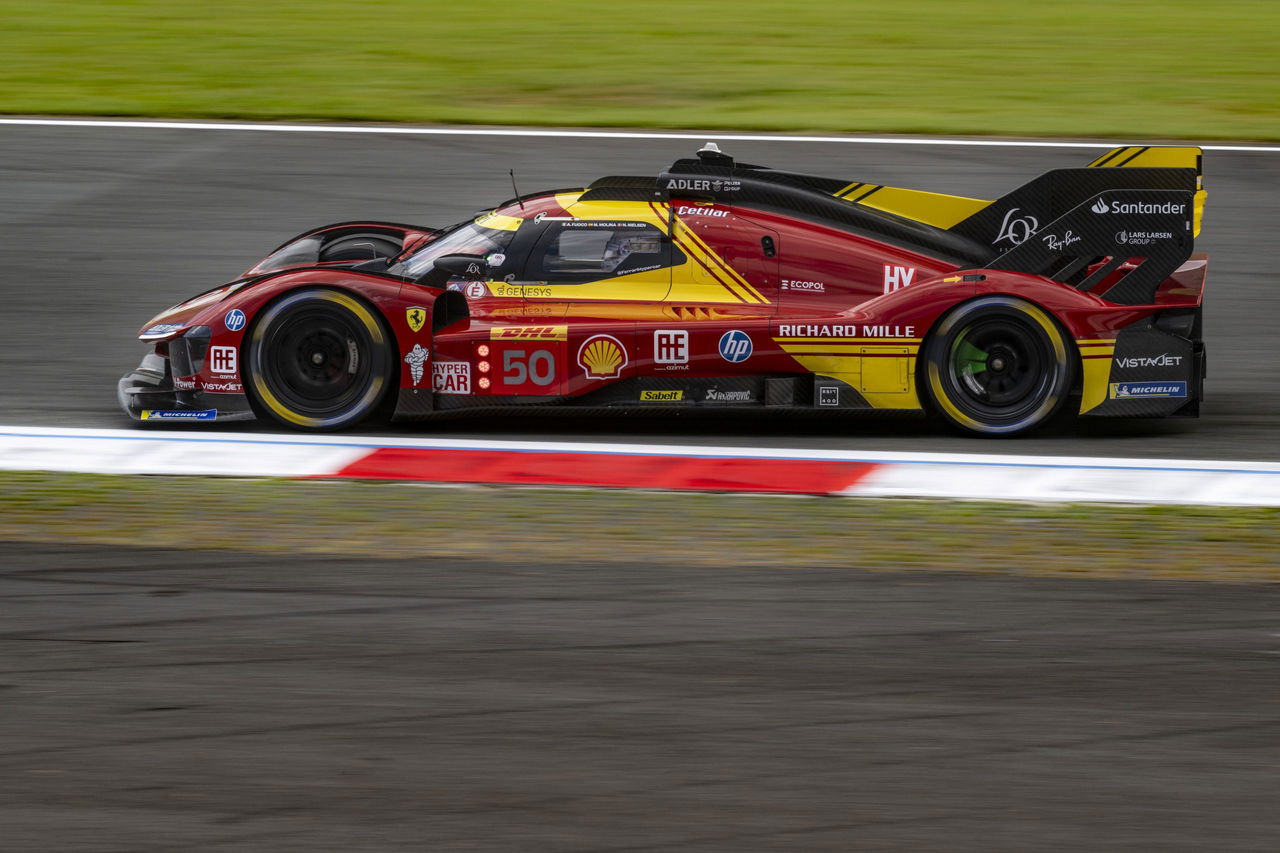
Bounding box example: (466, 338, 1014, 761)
(490, 325, 568, 341)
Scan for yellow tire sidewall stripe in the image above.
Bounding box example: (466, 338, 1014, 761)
(251, 289, 386, 429)
(926, 298, 1070, 434)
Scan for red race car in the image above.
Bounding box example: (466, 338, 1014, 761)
(120, 143, 1207, 436)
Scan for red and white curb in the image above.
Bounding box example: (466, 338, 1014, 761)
(3, 426, 1280, 506)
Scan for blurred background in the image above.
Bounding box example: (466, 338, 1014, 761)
(0, 0, 1275, 139)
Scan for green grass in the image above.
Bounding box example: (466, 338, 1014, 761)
(1, 1, 1277, 139)
(3, 471, 1279, 581)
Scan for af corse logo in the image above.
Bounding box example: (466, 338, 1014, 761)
(209, 346, 237, 375)
(654, 330, 689, 365)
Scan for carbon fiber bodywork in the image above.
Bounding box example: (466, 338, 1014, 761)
(1082, 315, 1205, 418)
(117, 350, 256, 423)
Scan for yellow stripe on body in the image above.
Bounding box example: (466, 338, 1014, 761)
(781, 345, 922, 410)
(1077, 340, 1117, 414)
(491, 272, 673, 304)
(562, 196, 665, 227)
(857, 187, 993, 229)
(474, 211, 524, 231)
(1090, 147, 1200, 169)
(555, 190, 586, 211)
(831, 181, 991, 229)
(1087, 147, 1205, 236)
(1088, 147, 1133, 167)
(674, 219, 769, 304)
(776, 337, 923, 344)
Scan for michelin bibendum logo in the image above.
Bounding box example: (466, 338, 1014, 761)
(1091, 198, 1185, 216)
(1109, 381, 1188, 399)
(140, 409, 217, 421)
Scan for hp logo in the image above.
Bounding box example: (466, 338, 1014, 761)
(718, 330, 752, 363)
(224, 309, 247, 332)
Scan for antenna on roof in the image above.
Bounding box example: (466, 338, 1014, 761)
(509, 169, 525, 210)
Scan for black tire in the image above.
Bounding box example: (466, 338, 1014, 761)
(319, 234, 402, 263)
(245, 288, 393, 431)
(921, 295, 1075, 436)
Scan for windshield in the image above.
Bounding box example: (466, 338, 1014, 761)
(390, 220, 517, 279)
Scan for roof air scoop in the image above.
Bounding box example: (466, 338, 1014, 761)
(696, 142, 734, 165)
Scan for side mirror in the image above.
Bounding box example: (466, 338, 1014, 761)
(419, 253, 490, 288)
(434, 254, 489, 278)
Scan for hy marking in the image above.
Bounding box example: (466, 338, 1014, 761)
(0, 118, 1276, 153)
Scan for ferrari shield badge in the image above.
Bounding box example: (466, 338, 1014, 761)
(406, 306, 427, 333)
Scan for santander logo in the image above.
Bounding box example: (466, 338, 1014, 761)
(1091, 198, 1110, 214)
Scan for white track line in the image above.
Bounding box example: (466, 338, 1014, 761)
(3, 426, 1279, 474)
(0, 117, 1277, 153)
(6, 426, 1280, 504)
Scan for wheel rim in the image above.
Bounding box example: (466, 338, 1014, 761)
(948, 317, 1047, 413)
(258, 302, 376, 419)
(931, 302, 1067, 433)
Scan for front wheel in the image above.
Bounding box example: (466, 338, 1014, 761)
(245, 288, 394, 431)
(921, 296, 1075, 436)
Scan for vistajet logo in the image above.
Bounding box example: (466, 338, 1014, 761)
(1116, 353, 1183, 369)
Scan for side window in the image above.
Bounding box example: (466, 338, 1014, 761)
(528, 222, 671, 283)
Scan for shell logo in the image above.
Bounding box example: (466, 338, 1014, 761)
(577, 334, 627, 380)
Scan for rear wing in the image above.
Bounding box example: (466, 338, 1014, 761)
(984, 189, 1195, 305)
(1085, 146, 1205, 237)
(947, 146, 1205, 305)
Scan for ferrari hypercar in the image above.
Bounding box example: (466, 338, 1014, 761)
(120, 142, 1208, 436)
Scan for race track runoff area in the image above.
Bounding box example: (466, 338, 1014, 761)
(5, 425, 1280, 506)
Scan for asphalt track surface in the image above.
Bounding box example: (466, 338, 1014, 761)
(1, 122, 1278, 459)
(2, 540, 1278, 852)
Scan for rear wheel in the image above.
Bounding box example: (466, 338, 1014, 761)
(922, 296, 1075, 436)
(246, 288, 393, 431)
